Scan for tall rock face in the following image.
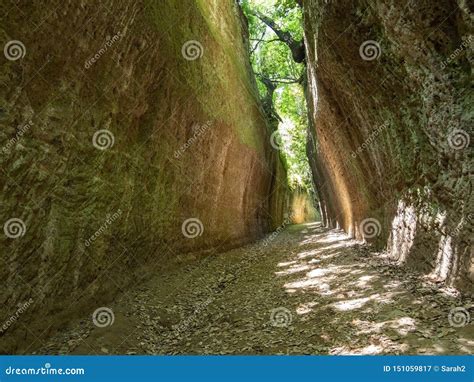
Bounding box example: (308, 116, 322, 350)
(303, 0, 473, 292)
(290, 189, 318, 224)
(0, 0, 288, 352)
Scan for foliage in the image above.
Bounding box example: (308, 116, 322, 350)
(241, 0, 313, 192)
(241, 0, 303, 88)
(275, 86, 314, 190)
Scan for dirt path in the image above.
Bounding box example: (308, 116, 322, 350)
(37, 223, 473, 355)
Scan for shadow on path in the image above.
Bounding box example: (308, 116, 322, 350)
(36, 223, 473, 355)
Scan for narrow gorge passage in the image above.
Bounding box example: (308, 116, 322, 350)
(1, 0, 472, 359)
(36, 224, 472, 355)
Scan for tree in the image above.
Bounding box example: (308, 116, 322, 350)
(240, 0, 314, 193)
(252, 10, 305, 63)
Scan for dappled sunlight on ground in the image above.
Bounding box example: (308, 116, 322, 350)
(37, 222, 473, 356)
(353, 317, 417, 336)
(457, 337, 474, 353)
(332, 294, 379, 311)
(272, 223, 473, 355)
(275, 264, 311, 276)
(330, 341, 408, 355)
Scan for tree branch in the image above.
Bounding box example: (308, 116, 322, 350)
(250, 38, 281, 43)
(250, 29, 267, 55)
(255, 73, 304, 84)
(252, 10, 305, 63)
(256, 74, 283, 123)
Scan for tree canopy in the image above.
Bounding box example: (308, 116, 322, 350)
(241, 0, 313, 192)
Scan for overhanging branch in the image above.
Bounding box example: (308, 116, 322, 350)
(252, 10, 305, 63)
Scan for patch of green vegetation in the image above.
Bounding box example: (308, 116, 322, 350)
(241, 0, 314, 192)
(145, 0, 264, 151)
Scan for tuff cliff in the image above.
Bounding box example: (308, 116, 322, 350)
(303, 0, 473, 292)
(0, 0, 288, 352)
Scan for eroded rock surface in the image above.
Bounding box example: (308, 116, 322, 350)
(303, 0, 473, 292)
(0, 0, 288, 352)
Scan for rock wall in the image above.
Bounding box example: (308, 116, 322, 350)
(290, 189, 318, 224)
(303, 0, 473, 293)
(0, 0, 288, 352)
